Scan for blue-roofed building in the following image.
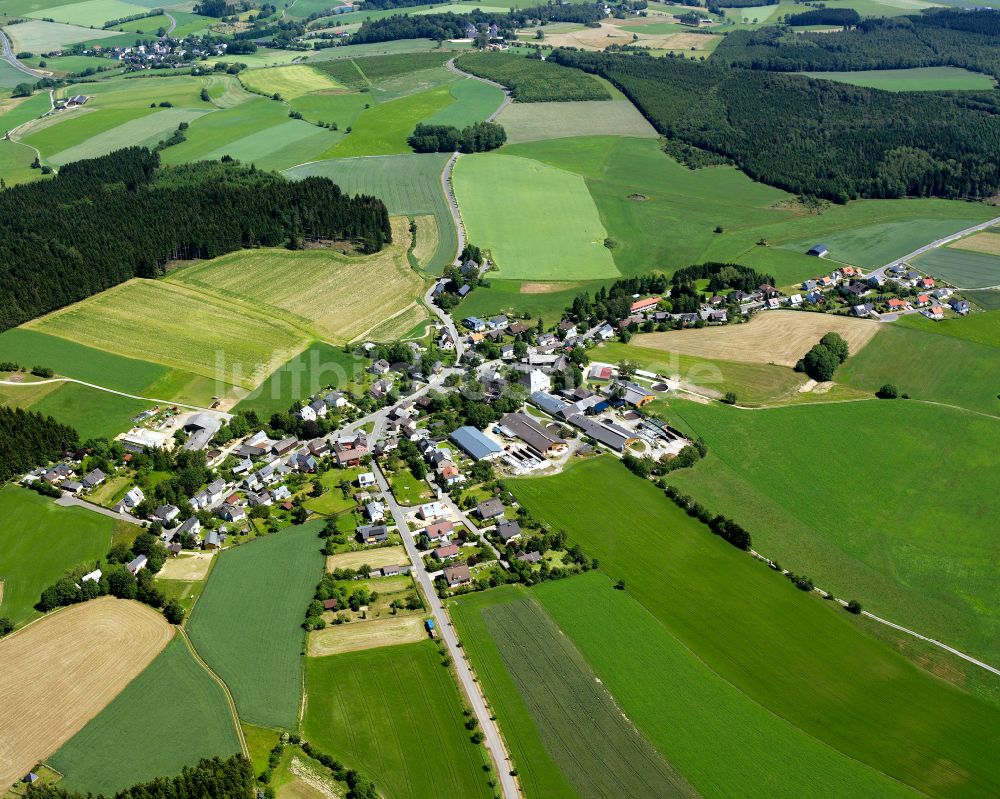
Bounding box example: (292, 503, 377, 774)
(462, 316, 486, 332)
(449, 426, 503, 461)
(807, 244, 829, 257)
(530, 390, 568, 418)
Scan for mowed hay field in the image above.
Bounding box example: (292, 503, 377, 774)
(240, 65, 345, 99)
(303, 641, 493, 799)
(0, 598, 173, 789)
(187, 522, 325, 729)
(327, 545, 409, 572)
(168, 218, 427, 342)
(48, 637, 240, 795)
(0, 486, 115, 627)
(633, 311, 879, 367)
(307, 614, 426, 656)
(26, 279, 312, 389)
(510, 458, 1000, 799)
(496, 99, 656, 144)
(915, 246, 1000, 289)
(454, 153, 619, 280)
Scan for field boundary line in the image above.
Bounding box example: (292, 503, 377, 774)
(177, 626, 249, 758)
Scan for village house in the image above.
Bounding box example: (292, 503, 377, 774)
(425, 520, 454, 543)
(82, 469, 106, 489)
(516, 551, 542, 564)
(949, 298, 970, 315)
(496, 520, 522, 543)
(418, 501, 449, 522)
(443, 563, 472, 587)
(175, 516, 201, 541)
(357, 524, 389, 544)
(358, 472, 376, 489)
(476, 498, 505, 521)
(126, 555, 147, 575)
(630, 296, 660, 314)
(434, 543, 460, 561)
(497, 413, 565, 457)
(366, 501, 386, 523)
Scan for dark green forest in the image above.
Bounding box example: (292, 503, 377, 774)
(408, 121, 506, 153)
(784, 7, 860, 26)
(0, 148, 391, 332)
(551, 48, 1000, 201)
(0, 406, 79, 482)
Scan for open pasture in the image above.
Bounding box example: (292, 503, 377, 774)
(894, 308, 1000, 348)
(26, 0, 151, 26)
(916, 246, 1000, 289)
(423, 76, 506, 128)
(307, 614, 426, 656)
(454, 152, 619, 280)
(510, 457, 1000, 799)
(481, 595, 697, 799)
(0, 91, 53, 133)
(537, 19, 719, 51)
(633, 310, 879, 367)
(21, 107, 153, 162)
(29, 380, 149, 440)
(0, 598, 173, 789)
(799, 67, 995, 92)
(497, 98, 656, 143)
(327, 545, 408, 572)
(303, 641, 492, 799)
(411, 214, 439, 269)
(351, 50, 454, 82)
(187, 521, 325, 729)
(48, 637, 240, 795)
(948, 229, 1000, 256)
(26, 278, 312, 389)
(5, 19, 123, 51)
(240, 64, 344, 99)
(167, 217, 427, 343)
(0, 485, 114, 627)
(288, 89, 368, 127)
(286, 153, 457, 273)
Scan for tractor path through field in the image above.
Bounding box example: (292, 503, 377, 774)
(177, 627, 250, 757)
(372, 460, 520, 799)
(163, 12, 177, 34)
(441, 151, 466, 262)
(0, 377, 228, 416)
(0, 28, 46, 79)
(55, 494, 143, 524)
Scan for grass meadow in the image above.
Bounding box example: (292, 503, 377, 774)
(48, 636, 240, 794)
(423, 77, 506, 128)
(239, 65, 344, 99)
(187, 521, 325, 729)
(915, 246, 1000, 289)
(6, 19, 123, 52)
(0, 486, 114, 626)
(25, 0, 151, 26)
(454, 152, 620, 280)
(303, 640, 493, 799)
(509, 457, 1000, 799)
(893, 309, 1000, 347)
(799, 67, 996, 92)
(496, 99, 656, 144)
(29, 381, 149, 440)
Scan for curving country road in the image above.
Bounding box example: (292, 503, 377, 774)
(445, 56, 513, 121)
(0, 27, 46, 79)
(163, 12, 177, 35)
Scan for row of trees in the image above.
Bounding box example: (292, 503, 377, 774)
(0, 148, 392, 332)
(550, 46, 1000, 201)
(408, 122, 506, 154)
(785, 7, 860, 26)
(0, 406, 78, 482)
(663, 484, 752, 550)
(565, 273, 669, 325)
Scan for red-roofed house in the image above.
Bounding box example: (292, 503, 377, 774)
(434, 543, 460, 561)
(914, 294, 930, 307)
(426, 521, 454, 541)
(629, 297, 660, 314)
(589, 365, 613, 381)
(886, 298, 910, 311)
(918, 277, 936, 289)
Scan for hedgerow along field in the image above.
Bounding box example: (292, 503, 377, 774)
(286, 153, 457, 273)
(187, 521, 325, 729)
(480, 595, 698, 798)
(454, 152, 620, 280)
(0, 486, 116, 627)
(509, 457, 1000, 799)
(457, 51, 610, 102)
(798, 66, 996, 92)
(303, 641, 494, 799)
(48, 637, 241, 795)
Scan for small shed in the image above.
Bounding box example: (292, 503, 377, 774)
(807, 244, 829, 257)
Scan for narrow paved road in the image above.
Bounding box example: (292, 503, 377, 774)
(440, 150, 466, 262)
(372, 461, 519, 799)
(55, 494, 143, 523)
(0, 28, 46, 79)
(425, 278, 466, 364)
(163, 12, 177, 34)
(870, 213, 1000, 283)
(445, 56, 513, 121)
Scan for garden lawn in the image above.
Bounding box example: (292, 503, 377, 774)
(454, 152, 619, 280)
(303, 640, 492, 799)
(509, 457, 1000, 799)
(48, 637, 240, 794)
(0, 485, 114, 627)
(187, 521, 326, 729)
(798, 67, 995, 92)
(235, 341, 363, 418)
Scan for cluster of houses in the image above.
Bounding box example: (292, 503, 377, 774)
(43, 36, 231, 73)
(21, 462, 105, 495)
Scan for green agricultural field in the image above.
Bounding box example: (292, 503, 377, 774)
(0, 485, 114, 627)
(422, 77, 506, 128)
(457, 278, 607, 326)
(29, 381, 149, 440)
(351, 50, 455, 82)
(496, 98, 656, 144)
(235, 341, 364, 418)
(48, 637, 241, 794)
(915, 247, 1000, 289)
(5, 19, 123, 51)
(325, 84, 453, 158)
(303, 641, 493, 799)
(480, 595, 696, 798)
(26, 279, 312, 389)
(799, 67, 995, 92)
(454, 152, 619, 280)
(240, 64, 344, 99)
(187, 522, 325, 729)
(509, 457, 1000, 799)
(288, 89, 368, 128)
(534, 574, 924, 799)
(21, 107, 155, 163)
(0, 139, 42, 185)
(894, 309, 1000, 347)
(286, 153, 457, 273)
(457, 51, 609, 102)
(26, 0, 150, 26)
(838, 322, 1000, 415)
(0, 91, 53, 132)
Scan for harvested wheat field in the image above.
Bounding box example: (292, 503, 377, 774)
(949, 231, 1000, 256)
(308, 615, 426, 656)
(327, 545, 408, 572)
(0, 598, 172, 787)
(156, 552, 214, 581)
(538, 21, 718, 51)
(633, 311, 879, 367)
(520, 281, 587, 294)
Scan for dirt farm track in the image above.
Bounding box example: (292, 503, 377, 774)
(0, 598, 172, 787)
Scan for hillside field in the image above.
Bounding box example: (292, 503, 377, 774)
(187, 521, 326, 729)
(303, 641, 493, 799)
(798, 67, 996, 92)
(49, 637, 241, 795)
(509, 457, 1000, 799)
(915, 246, 1000, 289)
(240, 65, 345, 99)
(423, 77, 506, 128)
(0, 486, 116, 626)
(454, 152, 620, 280)
(496, 99, 656, 144)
